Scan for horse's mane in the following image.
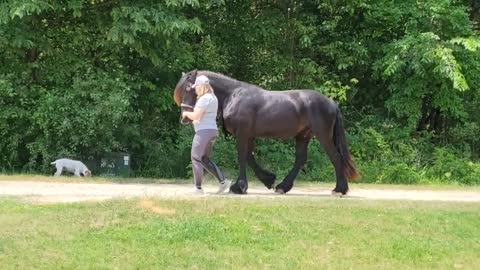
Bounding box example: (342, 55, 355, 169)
(200, 71, 241, 83)
(200, 71, 261, 90)
(174, 70, 261, 106)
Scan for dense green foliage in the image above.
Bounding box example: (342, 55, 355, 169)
(1, 0, 479, 184)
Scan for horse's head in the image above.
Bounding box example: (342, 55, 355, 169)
(174, 70, 198, 124)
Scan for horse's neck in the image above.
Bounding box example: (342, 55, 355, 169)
(205, 73, 241, 107)
(211, 84, 231, 112)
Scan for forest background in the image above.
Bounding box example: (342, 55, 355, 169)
(1, 0, 480, 185)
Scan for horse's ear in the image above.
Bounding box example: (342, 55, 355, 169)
(192, 69, 197, 78)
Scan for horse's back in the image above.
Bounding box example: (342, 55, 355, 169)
(268, 89, 338, 114)
(223, 86, 338, 138)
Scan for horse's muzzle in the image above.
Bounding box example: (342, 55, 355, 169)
(180, 117, 191, 125)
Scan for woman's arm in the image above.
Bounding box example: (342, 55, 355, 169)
(183, 107, 206, 121)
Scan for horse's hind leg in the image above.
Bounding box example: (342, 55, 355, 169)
(314, 127, 349, 195)
(247, 139, 276, 189)
(275, 134, 311, 194)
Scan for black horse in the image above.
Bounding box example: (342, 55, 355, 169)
(174, 70, 359, 195)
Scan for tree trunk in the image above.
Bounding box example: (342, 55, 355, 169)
(471, 0, 480, 29)
(25, 48, 39, 83)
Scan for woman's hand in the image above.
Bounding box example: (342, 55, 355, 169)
(183, 107, 206, 121)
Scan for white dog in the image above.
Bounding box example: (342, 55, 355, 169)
(51, 158, 92, 177)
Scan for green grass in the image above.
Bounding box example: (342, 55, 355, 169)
(0, 197, 479, 269)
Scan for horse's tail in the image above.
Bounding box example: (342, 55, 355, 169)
(333, 108, 360, 181)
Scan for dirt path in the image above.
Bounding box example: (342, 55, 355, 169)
(1, 180, 479, 203)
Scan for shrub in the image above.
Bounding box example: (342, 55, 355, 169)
(426, 147, 480, 185)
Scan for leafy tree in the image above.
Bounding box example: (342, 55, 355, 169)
(0, 0, 479, 184)
(0, 0, 214, 172)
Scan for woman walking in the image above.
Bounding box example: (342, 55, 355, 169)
(182, 75, 231, 194)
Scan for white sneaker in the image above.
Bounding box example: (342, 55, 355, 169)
(216, 180, 231, 194)
(193, 188, 205, 195)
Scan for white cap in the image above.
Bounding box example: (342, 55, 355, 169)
(192, 75, 209, 88)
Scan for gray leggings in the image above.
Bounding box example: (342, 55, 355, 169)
(191, 129, 225, 188)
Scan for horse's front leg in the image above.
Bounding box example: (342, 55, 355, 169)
(230, 135, 249, 194)
(275, 135, 311, 194)
(247, 139, 276, 189)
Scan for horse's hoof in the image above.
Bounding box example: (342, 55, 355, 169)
(230, 184, 247, 195)
(229, 188, 243, 195)
(275, 188, 285, 194)
(266, 175, 276, 189)
(331, 191, 343, 197)
(229, 190, 247, 195)
(331, 190, 347, 197)
(260, 174, 276, 189)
